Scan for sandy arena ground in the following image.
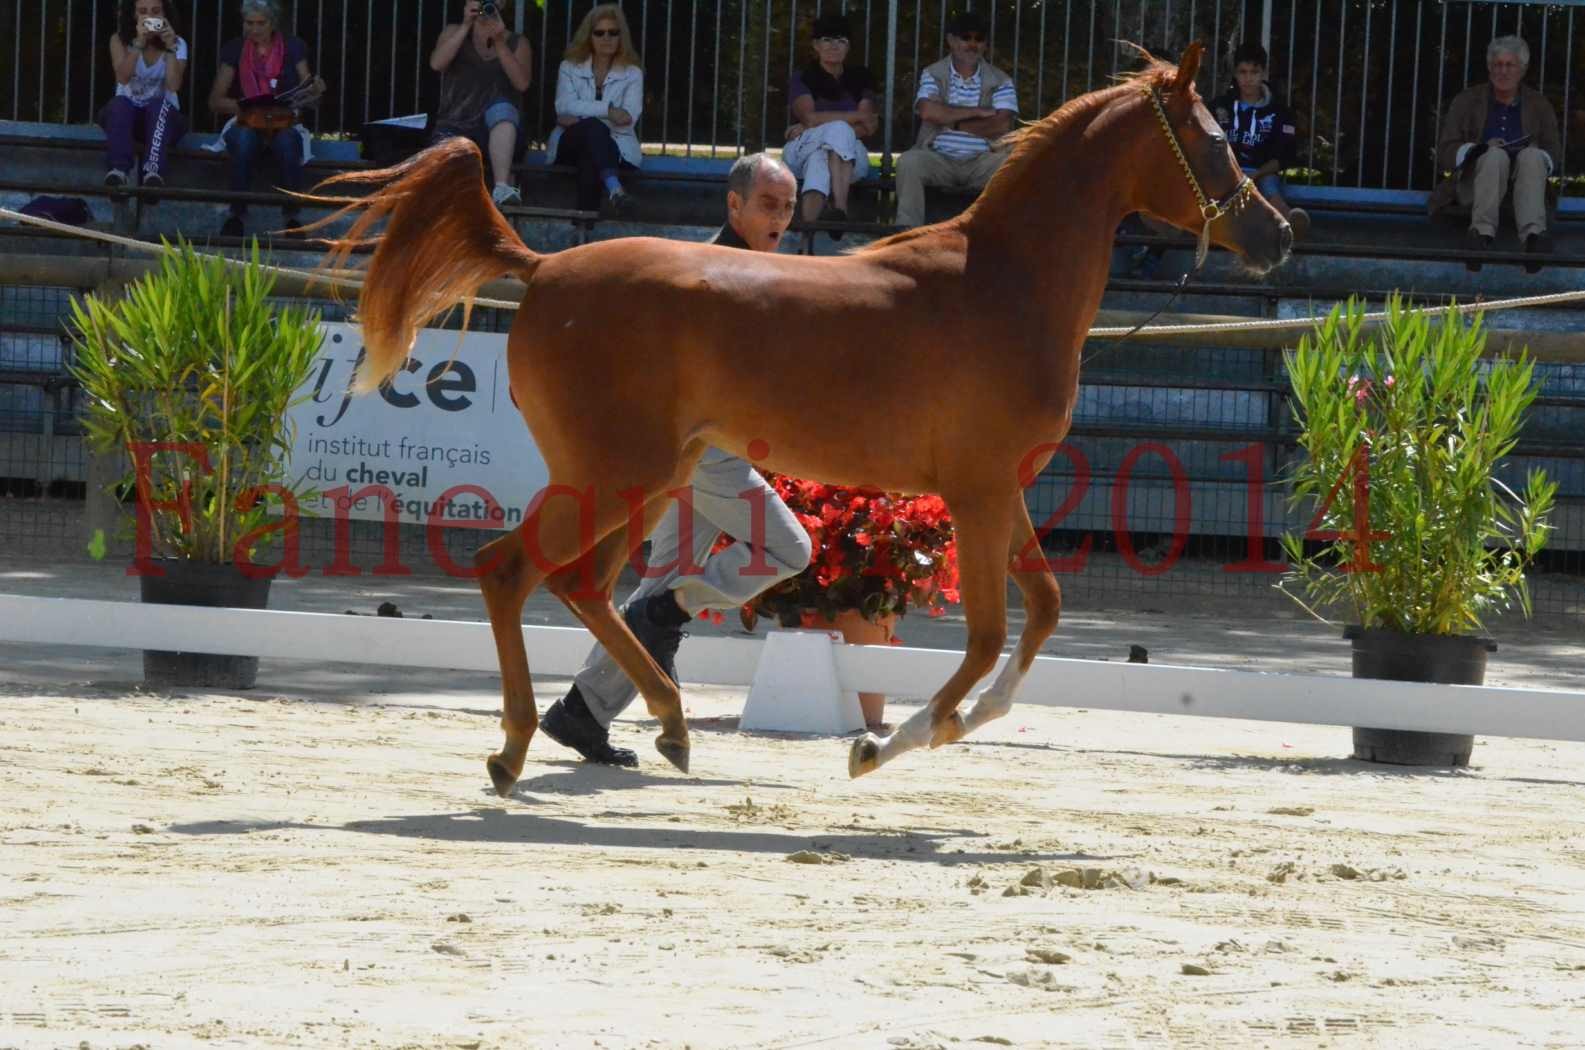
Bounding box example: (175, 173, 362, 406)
(3, 564, 1585, 1049)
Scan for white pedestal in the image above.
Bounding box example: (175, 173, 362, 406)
(740, 629, 866, 736)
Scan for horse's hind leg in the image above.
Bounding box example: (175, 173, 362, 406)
(543, 492, 694, 772)
(849, 492, 1015, 778)
(957, 496, 1061, 736)
(477, 526, 544, 796)
(477, 484, 662, 794)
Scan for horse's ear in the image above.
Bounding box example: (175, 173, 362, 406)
(1172, 42, 1204, 96)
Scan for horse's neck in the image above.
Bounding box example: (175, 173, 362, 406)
(963, 98, 1131, 272)
(956, 95, 1135, 335)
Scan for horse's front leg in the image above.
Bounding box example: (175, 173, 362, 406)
(849, 495, 1014, 778)
(953, 497, 1062, 737)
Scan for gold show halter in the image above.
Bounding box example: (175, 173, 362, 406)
(1084, 86, 1258, 365)
(1143, 84, 1255, 268)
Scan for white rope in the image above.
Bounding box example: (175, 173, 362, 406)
(1089, 284, 1585, 339)
(0, 204, 523, 311)
(8, 203, 1585, 338)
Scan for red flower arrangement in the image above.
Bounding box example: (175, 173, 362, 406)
(741, 473, 960, 627)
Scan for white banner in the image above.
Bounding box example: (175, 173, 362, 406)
(288, 322, 549, 528)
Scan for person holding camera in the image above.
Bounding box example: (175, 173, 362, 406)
(429, 0, 533, 206)
(101, 1, 189, 188)
(207, 0, 327, 237)
(546, 3, 645, 216)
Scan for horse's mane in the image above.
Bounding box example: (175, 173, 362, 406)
(998, 52, 1189, 160)
(860, 49, 1190, 252)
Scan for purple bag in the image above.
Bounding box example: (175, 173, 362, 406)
(18, 195, 92, 226)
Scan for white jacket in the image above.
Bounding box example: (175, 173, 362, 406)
(546, 58, 644, 168)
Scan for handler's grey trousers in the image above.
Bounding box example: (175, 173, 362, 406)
(575, 448, 813, 727)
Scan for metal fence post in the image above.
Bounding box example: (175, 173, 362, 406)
(882, 0, 898, 175)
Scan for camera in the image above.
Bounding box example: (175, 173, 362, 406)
(479, 1, 499, 19)
(141, 16, 166, 34)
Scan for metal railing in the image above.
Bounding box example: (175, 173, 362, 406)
(7, 1, 1584, 187)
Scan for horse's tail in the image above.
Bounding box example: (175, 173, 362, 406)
(304, 138, 539, 392)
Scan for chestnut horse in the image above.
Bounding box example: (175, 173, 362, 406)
(313, 44, 1289, 795)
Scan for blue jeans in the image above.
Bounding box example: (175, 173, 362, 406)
(482, 99, 520, 130)
(1243, 166, 1284, 200)
(224, 124, 305, 215)
(554, 118, 636, 211)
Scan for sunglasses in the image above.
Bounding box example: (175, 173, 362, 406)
(955, 32, 986, 43)
(591, 28, 620, 37)
(816, 36, 849, 45)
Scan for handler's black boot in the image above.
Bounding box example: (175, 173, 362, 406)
(621, 590, 691, 685)
(540, 686, 639, 768)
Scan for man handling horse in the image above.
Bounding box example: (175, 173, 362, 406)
(538, 152, 811, 766)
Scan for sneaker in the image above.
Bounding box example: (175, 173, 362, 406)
(601, 188, 637, 219)
(1465, 228, 1493, 273)
(1286, 207, 1310, 241)
(141, 171, 164, 189)
(491, 183, 521, 206)
(622, 590, 688, 686)
(104, 169, 129, 188)
(539, 685, 639, 768)
(220, 214, 245, 238)
(1524, 231, 1553, 275)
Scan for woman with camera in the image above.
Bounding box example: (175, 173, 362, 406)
(429, 1, 534, 206)
(546, 3, 644, 216)
(102, 0, 189, 188)
(207, 0, 326, 237)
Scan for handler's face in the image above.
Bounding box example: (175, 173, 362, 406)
(727, 166, 798, 251)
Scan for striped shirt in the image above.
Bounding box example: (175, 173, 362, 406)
(915, 62, 1019, 159)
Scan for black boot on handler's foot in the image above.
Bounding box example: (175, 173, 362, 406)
(622, 590, 690, 685)
(539, 685, 639, 768)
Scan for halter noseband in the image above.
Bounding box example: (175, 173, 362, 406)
(1142, 84, 1254, 268)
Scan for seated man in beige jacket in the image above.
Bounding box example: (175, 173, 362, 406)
(893, 10, 1017, 229)
(1431, 34, 1561, 274)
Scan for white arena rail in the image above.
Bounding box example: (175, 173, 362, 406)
(2, 594, 1584, 744)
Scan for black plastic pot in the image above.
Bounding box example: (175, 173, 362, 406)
(1344, 625, 1497, 767)
(138, 560, 273, 690)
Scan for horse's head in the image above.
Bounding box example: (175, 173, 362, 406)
(1130, 43, 1291, 273)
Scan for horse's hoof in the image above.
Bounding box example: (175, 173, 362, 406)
(849, 733, 880, 779)
(929, 712, 966, 749)
(485, 753, 519, 797)
(655, 738, 690, 774)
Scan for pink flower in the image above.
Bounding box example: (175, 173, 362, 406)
(1385, 375, 1395, 388)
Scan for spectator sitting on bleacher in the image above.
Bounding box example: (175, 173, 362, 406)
(712, 153, 797, 251)
(1210, 43, 1309, 241)
(893, 10, 1016, 229)
(784, 12, 878, 250)
(102, 0, 189, 189)
(207, 0, 327, 238)
(546, 3, 644, 218)
(429, 1, 533, 207)
(1432, 34, 1561, 274)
